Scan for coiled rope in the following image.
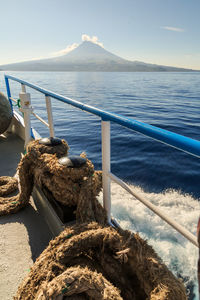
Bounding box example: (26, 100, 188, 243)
(0, 138, 187, 299)
(14, 222, 187, 300)
(0, 139, 106, 223)
(0, 176, 18, 196)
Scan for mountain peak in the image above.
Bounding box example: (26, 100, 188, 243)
(57, 40, 125, 63)
(80, 40, 104, 50)
(69, 40, 105, 54)
(81, 40, 103, 46)
(0, 35, 196, 72)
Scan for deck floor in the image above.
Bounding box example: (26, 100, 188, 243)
(0, 132, 24, 176)
(0, 132, 53, 299)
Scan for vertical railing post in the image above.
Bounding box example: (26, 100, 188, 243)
(19, 86, 33, 150)
(45, 95, 55, 137)
(101, 120, 111, 223)
(4, 76, 13, 111)
(21, 84, 26, 93)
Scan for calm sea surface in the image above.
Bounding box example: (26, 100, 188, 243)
(1, 71, 200, 197)
(0, 71, 200, 298)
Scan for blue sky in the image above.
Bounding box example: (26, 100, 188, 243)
(1, 0, 200, 69)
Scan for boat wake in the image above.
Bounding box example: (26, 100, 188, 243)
(99, 182, 200, 299)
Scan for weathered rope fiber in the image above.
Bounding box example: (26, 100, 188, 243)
(0, 139, 106, 223)
(0, 138, 187, 299)
(14, 222, 187, 300)
(0, 139, 69, 215)
(35, 266, 123, 300)
(0, 176, 18, 196)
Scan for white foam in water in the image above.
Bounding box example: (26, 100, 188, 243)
(98, 182, 200, 299)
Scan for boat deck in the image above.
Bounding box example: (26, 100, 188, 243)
(0, 132, 53, 300)
(0, 132, 24, 176)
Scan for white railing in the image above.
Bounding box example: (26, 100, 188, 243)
(16, 85, 55, 149)
(101, 120, 198, 247)
(102, 121, 111, 223)
(5, 75, 199, 248)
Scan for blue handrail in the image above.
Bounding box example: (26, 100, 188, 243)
(4, 74, 200, 159)
(5, 76, 13, 111)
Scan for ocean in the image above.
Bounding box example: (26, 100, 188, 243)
(1, 71, 200, 298)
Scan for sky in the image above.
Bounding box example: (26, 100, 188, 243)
(0, 0, 200, 69)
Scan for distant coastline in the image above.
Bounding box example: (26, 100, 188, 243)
(0, 41, 198, 72)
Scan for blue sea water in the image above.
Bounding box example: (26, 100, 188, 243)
(1, 71, 200, 298)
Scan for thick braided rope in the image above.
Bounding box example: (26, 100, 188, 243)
(0, 176, 18, 196)
(14, 223, 187, 300)
(35, 266, 123, 300)
(0, 139, 106, 224)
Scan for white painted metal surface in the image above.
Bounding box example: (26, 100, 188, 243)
(101, 120, 111, 222)
(45, 96, 55, 137)
(32, 185, 65, 237)
(21, 84, 26, 93)
(19, 92, 33, 149)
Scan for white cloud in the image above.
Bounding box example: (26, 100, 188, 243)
(22, 35, 104, 61)
(82, 34, 104, 48)
(161, 26, 184, 32)
(51, 43, 79, 57)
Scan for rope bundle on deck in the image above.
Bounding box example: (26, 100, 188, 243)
(0, 139, 68, 215)
(14, 222, 186, 300)
(0, 176, 18, 196)
(0, 139, 106, 224)
(0, 138, 187, 299)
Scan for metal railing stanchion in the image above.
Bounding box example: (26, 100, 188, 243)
(45, 95, 55, 137)
(19, 86, 33, 150)
(21, 84, 26, 93)
(101, 120, 111, 222)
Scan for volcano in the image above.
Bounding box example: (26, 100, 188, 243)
(0, 41, 195, 72)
